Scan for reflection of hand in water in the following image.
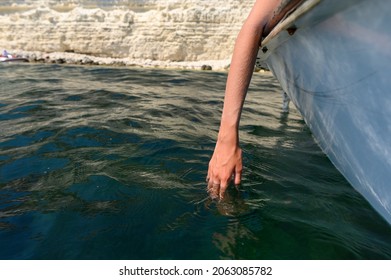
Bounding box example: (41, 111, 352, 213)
(206, 185, 262, 259)
(206, 184, 250, 217)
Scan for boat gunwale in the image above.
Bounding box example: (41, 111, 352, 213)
(260, 0, 322, 50)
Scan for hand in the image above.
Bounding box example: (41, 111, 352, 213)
(207, 141, 243, 199)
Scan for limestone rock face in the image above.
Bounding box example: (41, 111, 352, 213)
(0, 0, 254, 61)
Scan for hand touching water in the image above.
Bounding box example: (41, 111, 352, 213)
(207, 139, 243, 199)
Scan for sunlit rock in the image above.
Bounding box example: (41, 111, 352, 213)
(0, 0, 254, 62)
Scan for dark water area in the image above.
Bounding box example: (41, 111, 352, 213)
(0, 63, 390, 260)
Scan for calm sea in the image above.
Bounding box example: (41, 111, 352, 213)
(0, 63, 390, 259)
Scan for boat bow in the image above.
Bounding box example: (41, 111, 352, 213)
(257, 0, 391, 224)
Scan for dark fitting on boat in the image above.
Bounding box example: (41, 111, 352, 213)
(287, 26, 297, 35)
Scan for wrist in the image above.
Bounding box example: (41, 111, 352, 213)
(217, 127, 239, 146)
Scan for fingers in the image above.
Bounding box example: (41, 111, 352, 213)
(206, 163, 219, 199)
(234, 150, 243, 186)
(206, 165, 223, 199)
(207, 179, 220, 200)
(219, 181, 228, 199)
(234, 166, 242, 186)
(206, 173, 231, 200)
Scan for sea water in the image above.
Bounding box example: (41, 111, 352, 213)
(0, 63, 390, 259)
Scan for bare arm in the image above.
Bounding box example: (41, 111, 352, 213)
(207, 0, 281, 199)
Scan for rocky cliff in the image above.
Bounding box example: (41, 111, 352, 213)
(0, 0, 254, 62)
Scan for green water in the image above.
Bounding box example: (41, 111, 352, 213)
(0, 63, 390, 259)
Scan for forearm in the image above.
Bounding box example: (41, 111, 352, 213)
(218, 23, 263, 143)
(218, 0, 281, 144)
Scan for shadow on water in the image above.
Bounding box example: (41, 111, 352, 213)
(0, 64, 390, 259)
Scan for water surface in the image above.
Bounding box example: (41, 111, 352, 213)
(0, 63, 390, 259)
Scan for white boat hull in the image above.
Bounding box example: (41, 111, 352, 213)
(258, 0, 391, 224)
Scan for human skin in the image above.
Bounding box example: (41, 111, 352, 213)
(207, 0, 282, 199)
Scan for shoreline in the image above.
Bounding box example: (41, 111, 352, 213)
(11, 50, 231, 71)
(9, 50, 270, 73)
